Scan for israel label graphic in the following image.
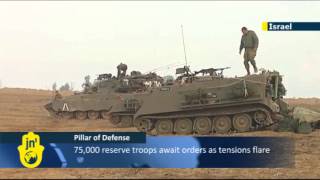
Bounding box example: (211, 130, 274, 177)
(262, 22, 320, 31)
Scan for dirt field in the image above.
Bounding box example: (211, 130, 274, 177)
(0, 88, 319, 179)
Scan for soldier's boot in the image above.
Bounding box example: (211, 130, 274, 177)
(244, 60, 250, 75)
(250, 60, 258, 73)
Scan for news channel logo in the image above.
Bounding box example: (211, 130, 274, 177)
(17, 132, 44, 168)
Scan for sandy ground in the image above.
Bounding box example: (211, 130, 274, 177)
(0, 88, 319, 179)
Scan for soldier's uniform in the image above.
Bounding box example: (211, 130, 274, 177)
(239, 30, 259, 75)
(117, 63, 128, 79)
(54, 91, 62, 99)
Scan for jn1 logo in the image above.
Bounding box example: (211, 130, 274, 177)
(17, 132, 44, 168)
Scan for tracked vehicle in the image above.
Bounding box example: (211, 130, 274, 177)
(109, 67, 288, 134)
(44, 65, 163, 127)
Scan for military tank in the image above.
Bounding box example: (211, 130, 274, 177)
(44, 64, 163, 127)
(108, 66, 290, 135)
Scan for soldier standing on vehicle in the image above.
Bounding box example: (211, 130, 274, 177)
(117, 63, 128, 79)
(239, 27, 259, 75)
(54, 90, 62, 100)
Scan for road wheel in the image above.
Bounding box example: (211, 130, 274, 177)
(110, 116, 121, 125)
(233, 113, 252, 132)
(57, 112, 63, 119)
(174, 118, 193, 134)
(118, 116, 133, 127)
(254, 111, 268, 124)
(62, 112, 74, 119)
(194, 117, 211, 134)
(75, 111, 87, 120)
(88, 111, 99, 120)
(135, 118, 153, 132)
(213, 116, 231, 134)
(101, 110, 110, 119)
(155, 119, 173, 134)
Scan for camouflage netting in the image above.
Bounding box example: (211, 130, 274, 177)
(276, 106, 320, 134)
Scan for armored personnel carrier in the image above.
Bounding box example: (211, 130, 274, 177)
(108, 66, 289, 134)
(44, 64, 163, 127)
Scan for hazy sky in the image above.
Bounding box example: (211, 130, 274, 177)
(0, 1, 319, 97)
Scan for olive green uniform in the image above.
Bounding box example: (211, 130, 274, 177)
(117, 63, 128, 79)
(239, 30, 259, 75)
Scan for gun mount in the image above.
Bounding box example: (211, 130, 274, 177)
(194, 67, 231, 77)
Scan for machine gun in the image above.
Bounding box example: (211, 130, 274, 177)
(194, 67, 231, 77)
(176, 66, 191, 75)
(175, 66, 193, 82)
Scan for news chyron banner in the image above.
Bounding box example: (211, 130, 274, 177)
(0, 132, 294, 168)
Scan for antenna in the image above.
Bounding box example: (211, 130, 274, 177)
(144, 61, 184, 74)
(181, 25, 188, 67)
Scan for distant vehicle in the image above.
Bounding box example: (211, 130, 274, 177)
(44, 64, 163, 128)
